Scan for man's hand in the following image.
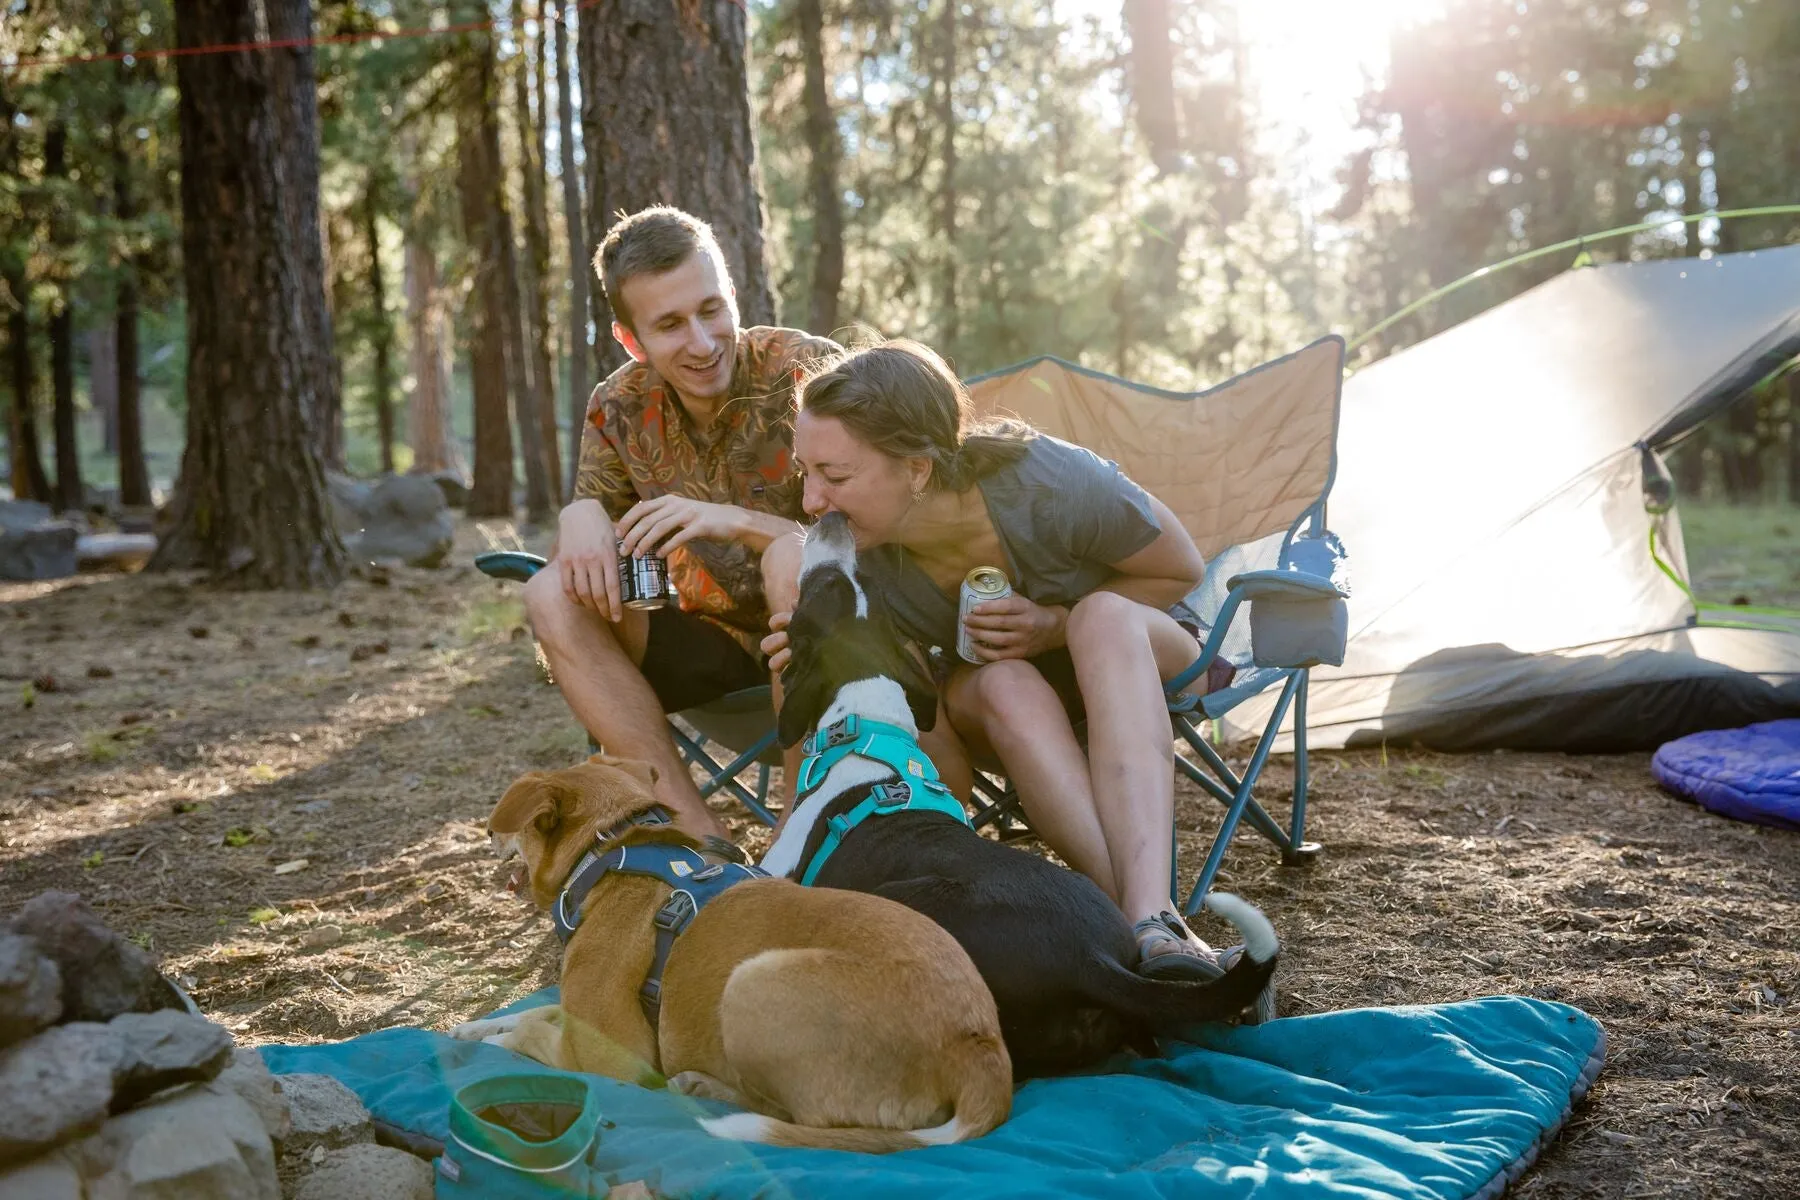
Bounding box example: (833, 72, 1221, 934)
(616, 495, 746, 558)
(962, 594, 1069, 662)
(761, 610, 793, 675)
(555, 499, 624, 622)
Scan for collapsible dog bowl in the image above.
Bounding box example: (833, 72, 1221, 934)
(440, 1073, 602, 1196)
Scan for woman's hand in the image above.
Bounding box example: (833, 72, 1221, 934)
(616, 495, 745, 557)
(761, 610, 793, 675)
(962, 594, 1069, 662)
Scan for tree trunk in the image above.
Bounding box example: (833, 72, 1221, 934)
(513, 0, 562, 499)
(936, 0, 959, 352)
(457, 36, 516, 520)
(364, 182, 396, 475)
(4, 265, 54, 503)
(492, 130, 553, 525)
(88, 326, 118, 455)
(798, 0, 843, 335)
(1123, 0, 1180, 173)
(109, 18, 151, 508)
(46, 120, 84, 513)
(151, 0, 345, 588)
(263, 0, 342, 467)
(403, 232, 457, 476)
(578, 0, 776, 343)
(555, 0, 589, 494)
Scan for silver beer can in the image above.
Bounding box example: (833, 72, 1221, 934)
(618, 553, 673, 611)
(957, 566, 1012, 663)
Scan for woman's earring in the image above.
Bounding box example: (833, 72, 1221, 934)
(911, 489, 926, 503)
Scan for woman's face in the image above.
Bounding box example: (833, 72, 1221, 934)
(793, 411, 920, 548)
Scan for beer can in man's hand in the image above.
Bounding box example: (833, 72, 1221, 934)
(957, 567, 1012, 663)
(618, 553, 672, 611)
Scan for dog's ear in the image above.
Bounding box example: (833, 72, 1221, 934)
(588, 753, 660, 790)
(776, 637, 828, 750)
(493, 772, 566, 838)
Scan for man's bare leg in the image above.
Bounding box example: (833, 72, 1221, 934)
(759, 535, 805, 838)
(522, 569, 727, 840)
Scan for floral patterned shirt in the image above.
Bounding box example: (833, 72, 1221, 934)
(574, 326, 840, 655)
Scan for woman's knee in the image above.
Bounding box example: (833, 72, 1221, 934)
(952, 659, 1063, 733)
(1065, 591, 1149, 651)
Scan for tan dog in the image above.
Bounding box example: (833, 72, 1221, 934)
(450, 754, 1012, 1152)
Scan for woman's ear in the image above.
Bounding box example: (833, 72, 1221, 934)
(905, 455, 934, 497)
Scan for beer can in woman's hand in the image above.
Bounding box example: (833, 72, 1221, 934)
(618, 553, 671, 611)
(957, 567, 1012, 663)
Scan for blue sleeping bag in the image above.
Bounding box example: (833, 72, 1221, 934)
(1651, 718, 1800, 830)
(262, 990, 1604, 1200)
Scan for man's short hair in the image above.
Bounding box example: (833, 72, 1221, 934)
(593, 207, 730, 331)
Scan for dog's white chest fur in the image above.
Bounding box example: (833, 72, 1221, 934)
(760, 679, 916, 879)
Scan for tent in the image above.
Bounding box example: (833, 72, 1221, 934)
(969, 244, 1800, 753)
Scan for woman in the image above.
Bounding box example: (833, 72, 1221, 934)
(762, 340, 1239, 981)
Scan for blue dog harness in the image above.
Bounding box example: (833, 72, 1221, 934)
(552, 806, 768, 1025)
(793, 715, 970, 886)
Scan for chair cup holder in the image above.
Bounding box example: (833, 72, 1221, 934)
(1249, 595, 1348, 670)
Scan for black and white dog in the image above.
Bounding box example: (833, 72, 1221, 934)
(761, 513, 1279, 1078)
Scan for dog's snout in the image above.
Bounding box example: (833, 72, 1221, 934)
(814, 512, 853, 547)
(800, 512, 859, 579)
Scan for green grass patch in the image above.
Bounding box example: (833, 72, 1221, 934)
(1679, 502, 1800, 610)
(458, 594, 527, 643)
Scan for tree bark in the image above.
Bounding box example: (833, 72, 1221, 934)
(1123, 0, 1180, 173)
(264, 0, 343, 468)
(936, 0, 959, 352)
(88, 326, 118, 455)
(109, 17, 151, 508)
(403, 231, 457, 476)
(554, 0, 589, 494)
(151, 0, 345, 588)
(798, 0, 843, 335)
(364, 181, 396, 475)
(578, 0, 776, 346)
(457, 35, 517, 520)
(3, 264, 53, 503)
(513, 0, 562, 499)
(45, 120, 84, 513)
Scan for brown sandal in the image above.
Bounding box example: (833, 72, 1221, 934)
(1132, 911, 1225, 981)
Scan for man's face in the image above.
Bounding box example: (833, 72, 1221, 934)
(614, 251, 740, 404)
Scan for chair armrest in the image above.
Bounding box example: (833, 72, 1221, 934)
(1224, 569, 1347, 601)
(474, 550, 549, 583)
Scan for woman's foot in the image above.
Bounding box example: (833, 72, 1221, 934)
(1132, 911, 1225, 981)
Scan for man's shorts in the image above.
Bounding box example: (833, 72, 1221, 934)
(638, 608, 770, 715)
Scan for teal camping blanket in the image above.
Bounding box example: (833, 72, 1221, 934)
(261, 991, 1603, 1200)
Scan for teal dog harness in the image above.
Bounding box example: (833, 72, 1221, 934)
(793, 714, 970, 886)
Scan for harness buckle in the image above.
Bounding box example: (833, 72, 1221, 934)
(653, 890, 697, 932)
(805, 715, 860, 756)
(872, 779, 913, 808)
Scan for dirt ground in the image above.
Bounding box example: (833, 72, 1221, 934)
(3, 521, 1795, 1199)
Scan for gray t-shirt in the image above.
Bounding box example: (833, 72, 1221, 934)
(861, 434, 1192, 655)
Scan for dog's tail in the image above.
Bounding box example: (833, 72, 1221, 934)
(1083, 892, 1280, 1032)
(698, 1031, 1012, 1154)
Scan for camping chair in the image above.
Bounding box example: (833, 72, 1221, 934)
(958, 335, 1351, 916)
(472, 551, 781, 827)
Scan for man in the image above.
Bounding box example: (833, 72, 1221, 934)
(524, 206, 836, 839)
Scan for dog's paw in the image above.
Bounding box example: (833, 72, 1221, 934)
(667, 1071, 744, 1105)
(450, 1014, 519, 1042)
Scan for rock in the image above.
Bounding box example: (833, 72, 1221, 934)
(326, 471, 373, 532)
(292, 1143, 434, 1200)
(277, 1073, 373, 1157)
(0, 520, 78, 582)
(115, 507, 157, 536)
(7, 892, 185, 1023)
(299, 925, 342, 950)
(0, 1022, 123, 1167)
(0, 932, 62, 1050)
(343, 475, 454, 569)
(61, 1078, 279, 1200)
(109, 1011, 236, 1111)
(0, 1152, 82, 1199)
(0, 500, 53, 532)
(76, 532, 157, 572)
(216, 1048, 290, 1146)
(424, 468, 469, 510)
